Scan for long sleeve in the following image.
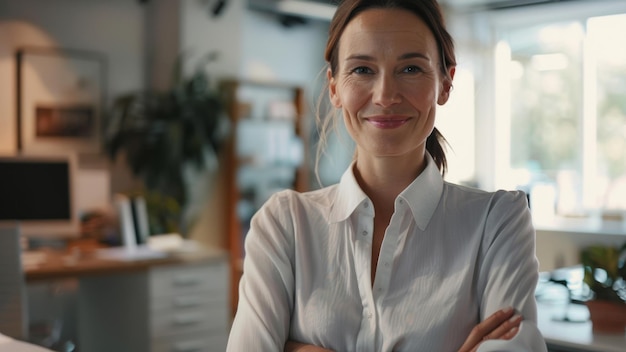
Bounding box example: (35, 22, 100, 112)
(476, 191, 547, 352)
(226, 194, 295, 351)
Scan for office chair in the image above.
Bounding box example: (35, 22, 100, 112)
(0, 224, 28, 340)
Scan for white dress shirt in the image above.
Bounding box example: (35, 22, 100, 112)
(227, 154, 547, 352)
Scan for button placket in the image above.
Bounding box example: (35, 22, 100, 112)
(353, 203, 377, 352)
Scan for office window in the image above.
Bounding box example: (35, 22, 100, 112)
(589, 14, 626, 211)
(497, 13, 626, 216)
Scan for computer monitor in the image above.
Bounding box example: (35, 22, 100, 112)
(0, 153, 79, 239)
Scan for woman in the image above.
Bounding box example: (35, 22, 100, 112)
(227, 0, 546, 351)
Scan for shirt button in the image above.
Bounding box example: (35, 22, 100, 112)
(399, 199, 404, 204)
(384, 262, 389, 267)
(364, 202, 369, 208)
(362, 230, 368, 236)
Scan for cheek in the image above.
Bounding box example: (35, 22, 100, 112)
(407, 83, 439, 109)
(338, 81, 370, 112)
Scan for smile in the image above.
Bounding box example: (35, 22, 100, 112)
(365, 117, 411, 129)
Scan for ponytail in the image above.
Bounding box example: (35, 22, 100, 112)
(426, 127, 448, 176)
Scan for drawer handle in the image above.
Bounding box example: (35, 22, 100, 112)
(174, 296, 204, 308)
(172, 275, 202, 287)
(173, 313, 204, 327)
(172, 340, 204, 352)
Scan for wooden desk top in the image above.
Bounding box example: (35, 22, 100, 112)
(23, 242, 228, 282)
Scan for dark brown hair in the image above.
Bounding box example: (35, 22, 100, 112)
(322, 0, 456, 176)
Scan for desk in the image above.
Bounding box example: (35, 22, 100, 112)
(23, 244, 230, 352)
(24, 244, 220, 282)
(538, 302, 626, 352)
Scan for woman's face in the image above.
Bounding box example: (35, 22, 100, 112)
(328, 8, 454, 160)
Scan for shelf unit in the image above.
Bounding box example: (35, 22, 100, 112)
(219, 79, 310, 316)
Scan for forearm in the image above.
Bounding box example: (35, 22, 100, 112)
(285, 341, 334, 352)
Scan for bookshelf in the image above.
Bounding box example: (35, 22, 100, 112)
(219, 79, 310, 316)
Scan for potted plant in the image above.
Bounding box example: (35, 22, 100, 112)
(104, 52, 227, 235)
(580, 241, 626, 333)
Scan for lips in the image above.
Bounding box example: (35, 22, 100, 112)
(365, 116, 411, 129)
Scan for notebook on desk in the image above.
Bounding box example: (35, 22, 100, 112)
(95, 245, 167, 261)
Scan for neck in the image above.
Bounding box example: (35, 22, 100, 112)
(353, 151, 427, 208)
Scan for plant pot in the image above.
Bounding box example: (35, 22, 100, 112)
(585, 300, 626, 334)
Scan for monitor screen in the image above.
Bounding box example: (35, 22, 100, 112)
(0, 154, 79, 238)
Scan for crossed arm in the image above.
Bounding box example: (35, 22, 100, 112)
(284, 307, 523, 352)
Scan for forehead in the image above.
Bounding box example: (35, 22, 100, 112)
(339, 8, 438, 55)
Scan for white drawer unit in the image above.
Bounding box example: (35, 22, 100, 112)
(150, 261, 227, 298)
(78, 254, 229, 352)
(152, 330, 228, 352)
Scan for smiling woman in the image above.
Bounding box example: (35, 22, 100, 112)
(226, 1, 547, 351)
(327, 7, 452, 174)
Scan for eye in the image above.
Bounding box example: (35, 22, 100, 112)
(402, 65, 423, 74)
(351, 66, 373, 75)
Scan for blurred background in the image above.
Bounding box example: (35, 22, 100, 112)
(1, 0, 625, 351)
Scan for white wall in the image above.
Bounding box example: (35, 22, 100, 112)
(180, 0, 245, 81)
(240, 11, 328, 86)
(145, 0, 180, 91)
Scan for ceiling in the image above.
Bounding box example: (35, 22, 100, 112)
(248, 0, 582, 21)
(440, 0, 580, 11)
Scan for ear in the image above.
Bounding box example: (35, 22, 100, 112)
(327, 68, 342, 108)
(437, 66, 456, 105)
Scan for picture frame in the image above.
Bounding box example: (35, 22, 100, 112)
(16, 46, 106, 155)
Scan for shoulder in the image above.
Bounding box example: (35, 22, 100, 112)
(259, 185, 338, 220)
(267, 185, 338, 206)
(442, 185, 535, 257)
(443, 182, 529, 211)
(248, 186, 337, 247)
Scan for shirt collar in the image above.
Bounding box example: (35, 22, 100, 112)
(328, 153, 444, 231)
(329, 161, 370, 223)
(399, 153, 444, 231)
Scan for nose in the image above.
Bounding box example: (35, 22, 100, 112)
(372, 73, 402, 107)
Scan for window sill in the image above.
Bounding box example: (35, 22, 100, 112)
(534, 216, 626, 237)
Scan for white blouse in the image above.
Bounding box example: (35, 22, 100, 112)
(227, 154, 547, 352)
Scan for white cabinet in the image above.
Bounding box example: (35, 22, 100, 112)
(78, 256, 229, 352)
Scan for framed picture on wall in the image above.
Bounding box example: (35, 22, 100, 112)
(16, 46, 106, 155)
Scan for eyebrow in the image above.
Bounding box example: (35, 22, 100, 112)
(345, 52, 431, 61)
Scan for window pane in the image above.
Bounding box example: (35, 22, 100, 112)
(588, 13, 626, 211)
(507, 22, 585, 214)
